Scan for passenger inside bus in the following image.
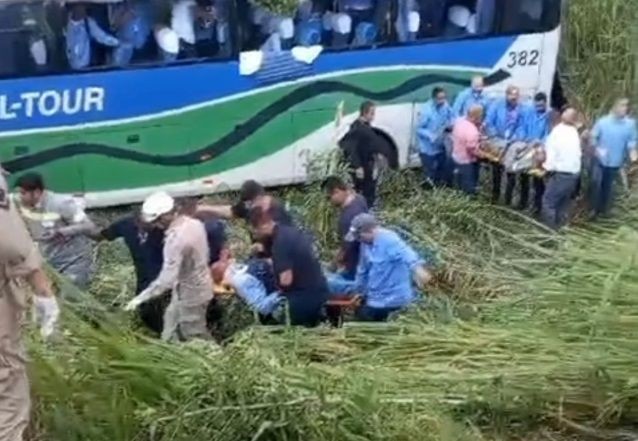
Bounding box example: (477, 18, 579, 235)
(0, 0, 559, 76)
(65, 3, 121, 70)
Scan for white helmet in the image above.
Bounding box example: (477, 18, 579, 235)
(141, 191, 175, 223)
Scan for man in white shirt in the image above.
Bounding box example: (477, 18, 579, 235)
(540, 107, 582, 229)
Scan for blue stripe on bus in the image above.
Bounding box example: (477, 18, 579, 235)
(0, 35, 516, 133)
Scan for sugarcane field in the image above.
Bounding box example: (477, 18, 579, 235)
(0, 0, 637, 440)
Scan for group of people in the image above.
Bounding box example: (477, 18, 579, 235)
(342, 77, 637, 230)
(3, 170, 435, 341)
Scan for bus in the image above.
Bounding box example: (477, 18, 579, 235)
(0, 0, 562, 207)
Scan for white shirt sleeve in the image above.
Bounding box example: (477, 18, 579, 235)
(543, 127, 559, 172)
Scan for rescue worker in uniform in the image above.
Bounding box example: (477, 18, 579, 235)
(14, 172, 96, 291)
(0, 165, 59, 441)
(124, 191, 213, 342)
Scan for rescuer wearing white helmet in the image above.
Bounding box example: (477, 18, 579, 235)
(124, 191, 213, 342)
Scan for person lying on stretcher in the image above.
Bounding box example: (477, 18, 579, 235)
(210, 257, 285, 324)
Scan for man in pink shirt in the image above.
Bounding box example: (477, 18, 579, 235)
(452, 105, 484, 196)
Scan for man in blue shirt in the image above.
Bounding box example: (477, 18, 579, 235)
(250, 206, 328, 327)
(588, 98, 638, 217)
(416, 87, 455, 188)
(65, 4, 121, 70)
(97, 213, 167, 333)
(346, 213, 432, 322)
(504, 92, 551, 212)
(452, 76, 490, 118)
(485, 85, 527, 204)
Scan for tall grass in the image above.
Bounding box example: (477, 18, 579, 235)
(28, 172, 638, 441)
(25, 2, 638, 440)
(562, 0, 638, 116)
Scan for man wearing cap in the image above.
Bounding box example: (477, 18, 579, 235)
(250, 205, 328, 327)
(124, 192, 213, 342)
(1, 163, 59, 441)
(13, 172, 96, 291)
(347, 213, 432, 321)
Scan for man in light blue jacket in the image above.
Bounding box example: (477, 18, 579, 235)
(588, 98, 638, 218)
(65, 4, 120, 70)
(347, 214, 432, 322)
(416, 86, 454, 188)
(484, 85, 527, 203)
(504, 92, 551, 212)
(452, 76, 490, 118)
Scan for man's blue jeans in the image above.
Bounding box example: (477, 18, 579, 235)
(541, 172, 579, 229)
(456, 162, 479, 196)
(589, 160, 620, 216)
(326, 272, 357, 296)
(420, 152, 452, 187)
(356, 305, 400, 322)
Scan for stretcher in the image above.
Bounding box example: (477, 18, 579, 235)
(213, 283, 236, 297)
(478, 139, 546, 178)
(213, 282, 362, 327)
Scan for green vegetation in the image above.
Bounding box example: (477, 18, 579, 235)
(562, 0, 638, 116)
(27, 1, 638, 440)
(29, 170, 638, 441)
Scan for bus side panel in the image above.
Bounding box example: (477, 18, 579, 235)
(1, 133, 83, 194)
(77, 125, 193, 195)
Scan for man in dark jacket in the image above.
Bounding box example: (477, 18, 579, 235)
(340, 101, 391, 208)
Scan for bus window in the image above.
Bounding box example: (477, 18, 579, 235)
(0, 0, 239, 78)
(166, 0, 235, 60)
(239, 0, 392, 53)
(394, 0, 486, 43)
(498, 0, 561, 34)
(0, 0, 55, 77)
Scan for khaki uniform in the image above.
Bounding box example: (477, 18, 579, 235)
(134, 216, 213, 342)
(0, 172, 42, 441)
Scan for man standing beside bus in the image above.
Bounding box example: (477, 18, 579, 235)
(588, 98, 638, 218)
(504, 92, 551, 212)
(340, 101, 387, 208)
(484, 85, 527, 204)
(452, 105, 484, 196)
(452, 75, 490, 117)
(416, 87, 454, 188)
(541, 108, 582, 229)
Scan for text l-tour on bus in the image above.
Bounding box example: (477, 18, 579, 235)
(0, 0, 562, 207)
